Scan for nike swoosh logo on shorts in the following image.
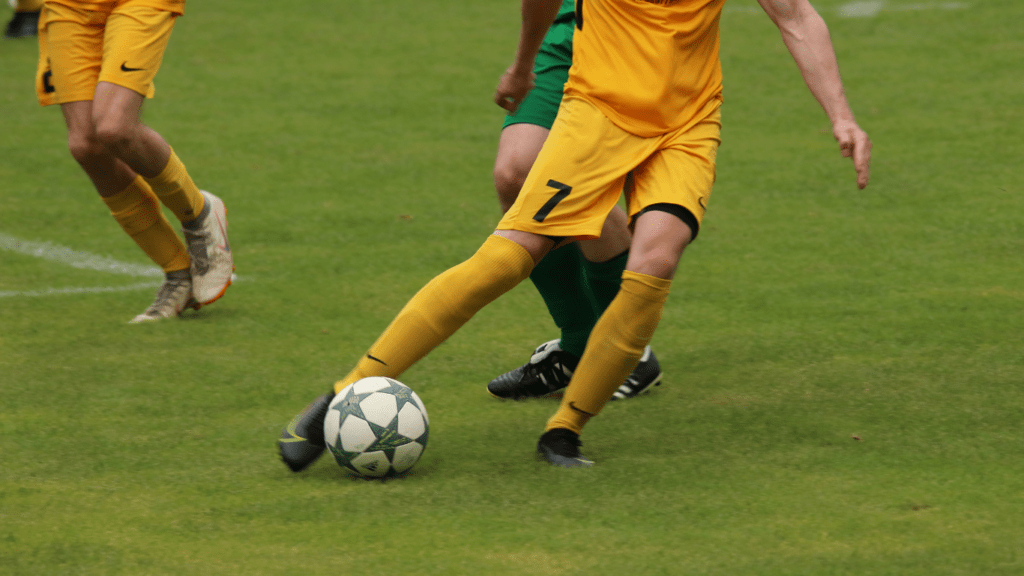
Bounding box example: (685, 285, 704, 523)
(120, 62, 145, 72)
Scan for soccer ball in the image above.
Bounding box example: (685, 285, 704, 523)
(323, 377, 429, 477)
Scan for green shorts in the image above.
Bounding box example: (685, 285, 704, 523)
(502, 16, 574, 130)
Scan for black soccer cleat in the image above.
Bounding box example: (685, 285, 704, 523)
(610, 347, 662, 400)
(278, 392, 333, 472)
(488, 339, 664, 401)
(3, 10, 40, 39)
(537, 428, 594, 468)
(487, 339, 579, 400)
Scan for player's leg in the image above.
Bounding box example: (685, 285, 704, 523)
(333, 232, 548, 391)
(489, 124, 599, 396)
(41, 5, 194, 321)
(3, 0, 42, 39)
(487, 12, 615, 397)
(494, 96, 673, 464)
(62, 100, 187, 264)
(538, 210, 685, 467)
(63, 100, 196, 322)
(95, 5, 233, 306)
(489, 88, 661, 401)
(91, 82, 172, 180)
(540, 108, 721, 466)
(488, 214, 663, 401)
(494, 60, 602, 360)
(279, 232, 548, 471)
(545, 210, 690, 430)
(578, 208, 664, 400)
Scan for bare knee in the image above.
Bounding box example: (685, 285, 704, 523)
(626, 210, 694, 280)
(628, 244, 684, 279)
(493, 159, 530, 213)
(493, 124, 549, 213)
(92, 114, 134, 156)
(67, 130, 110, 167)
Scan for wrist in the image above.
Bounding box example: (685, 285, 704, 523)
(509, 60, 535, 76)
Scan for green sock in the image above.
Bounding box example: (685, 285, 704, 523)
(581, 249, 630, 311)
(529, 244, 599, 358)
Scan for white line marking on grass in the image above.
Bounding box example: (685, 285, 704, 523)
(0, 282, 161, 299)
(837, 1, 968, 17)
(888, 2, 968, 12)
(1, 232, 244, 300)
(0, 232, 163, 278)
(725, 2, 968, 17)
(725, 5, 763, 14)
(838, 1, 887, 17)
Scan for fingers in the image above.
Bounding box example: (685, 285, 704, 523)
(494, 68, 535, 114)
(494, 92, 519, 113)
(495, 86, 532, 112)
(839, 139, 854, 159)
(835, 125, 855, 158)
(835, 124, 871, 189)
(852, 134, 872, 189)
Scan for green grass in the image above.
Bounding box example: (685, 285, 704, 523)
(2, 1, 1023, 574)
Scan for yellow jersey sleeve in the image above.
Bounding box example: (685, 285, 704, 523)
(565, 0, 725, 137)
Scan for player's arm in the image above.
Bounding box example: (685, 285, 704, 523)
(494, 0, 564, 113)
(757, 0, 872, 188)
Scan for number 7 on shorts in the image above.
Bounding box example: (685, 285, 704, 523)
(532, 180, 572, 222)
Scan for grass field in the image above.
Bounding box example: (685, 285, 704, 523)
(2, 1, 1023, 574)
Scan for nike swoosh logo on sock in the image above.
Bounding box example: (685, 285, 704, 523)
(569, 402, 596, 417)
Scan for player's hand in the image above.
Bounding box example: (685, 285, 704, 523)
(494, 66, 536, 113)
(834, 120, 872, 189)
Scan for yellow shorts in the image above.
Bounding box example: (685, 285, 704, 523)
(497, 95, 722, 241)
(36, 0, 180, 106)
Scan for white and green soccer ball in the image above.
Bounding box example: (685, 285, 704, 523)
(324, 377, 429, 477)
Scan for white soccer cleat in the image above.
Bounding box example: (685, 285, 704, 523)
(130, 272, 197, 323)
(183, 190, 233, 306)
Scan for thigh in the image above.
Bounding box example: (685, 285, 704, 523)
(627, 107, 722, 241)
(61, 99, 96, 136)
(92, 80, 147, 129)
(497, 96, 658, 241)
(627, 210, 693, 280)
(494, 123, 551, 210)
(37, 3, 107, 105)
(495, 124, 550, 182)
(96, 4, 177, 98)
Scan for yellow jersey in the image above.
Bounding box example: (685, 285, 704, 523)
(565, 0, 725, 137)
(45, 0, 185, 16)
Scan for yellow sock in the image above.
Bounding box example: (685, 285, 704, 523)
(144, 149, 205, 223)
(17, 0, 43, 11)
(546, 270, 671, 434)
(103, 176, 190, 273)
(334, 235, 534, 393)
